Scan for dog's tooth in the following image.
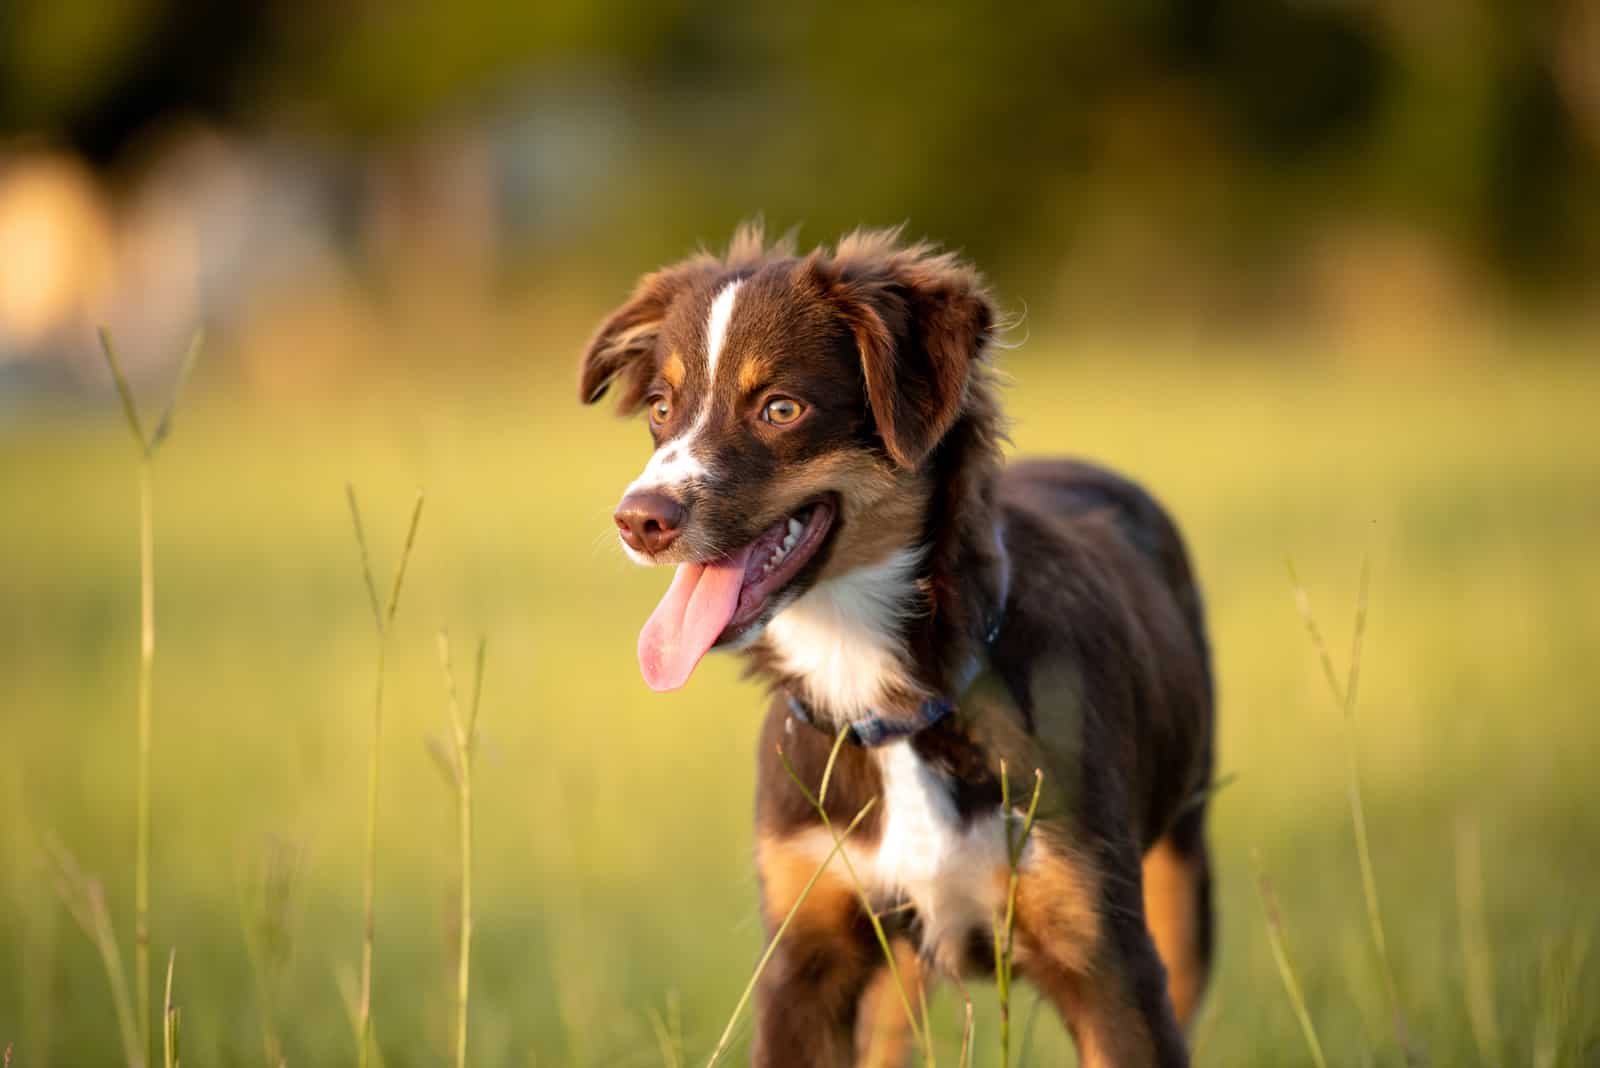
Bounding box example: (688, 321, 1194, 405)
(787, 518, 803, 538)
(782, 532, 797, 551)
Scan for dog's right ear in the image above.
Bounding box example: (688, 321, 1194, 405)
(578, 259, 712, 412)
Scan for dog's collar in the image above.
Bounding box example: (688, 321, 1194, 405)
(785, 522, 1009, 748)
(785, 691, 956, 748)
(784, 600, 1005, 748)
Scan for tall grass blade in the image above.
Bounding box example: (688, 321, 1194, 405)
(162, 950, 179, 1068)
(43, 836, 143, 1068)
(386, 493, 426, 626)
(992, 763, 1044, 1068)
(97, 329, 148, 454)
(1532, 923, 1590, 1068)
(438, 631, 488, 1068)
(239, 834, 303, 1066)
(95, 327, 201, 1066)
(346, 486, 383, 629)
(149, 330, 203, 451)
(1014, 993, 1044, 1067)
(1253, 852, 1328, 1068)
(1288, 556, 1418, 1063)
(1454, 817, 1500, 1067)
(953, 977, 975, 1068)
(133, 461, 153, 1066)
(347, 487, 426, 1068)
(336, 966, 386, 1068)
(646, 1000, 685, 1068)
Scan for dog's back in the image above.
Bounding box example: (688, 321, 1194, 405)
(1001, 458, 1210, 693)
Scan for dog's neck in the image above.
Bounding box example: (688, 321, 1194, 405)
(754, 407, 1009, 729)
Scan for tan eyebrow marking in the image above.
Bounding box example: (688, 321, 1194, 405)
(662, 349, 686, 388)
(737, 355, 772, 395)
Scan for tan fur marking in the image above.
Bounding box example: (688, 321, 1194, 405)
(756, 834, 859, 933)
(757, 449, 926, 583)
(1031, 966, 1158, 1068)
(854, 941, 924, 1068)
(662, 349, 686, 388)
(737, 355, 771, 396)
(1013, 842, 1102, 979)
(1142, 837, 1203, 1029)
(1015, 844, 1162, 1066)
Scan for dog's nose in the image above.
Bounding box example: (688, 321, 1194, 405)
(614, 490, 686, 554)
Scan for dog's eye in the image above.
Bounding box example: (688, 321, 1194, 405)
(648, 396, 672, 426)
(762, 397, 804, 425)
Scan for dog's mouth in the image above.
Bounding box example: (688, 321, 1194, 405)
(637, 498, 837, 691)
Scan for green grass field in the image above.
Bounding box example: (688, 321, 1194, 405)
(2, 335, 1597, 1066)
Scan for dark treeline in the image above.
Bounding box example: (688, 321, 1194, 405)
(3, 0, 1595, 296)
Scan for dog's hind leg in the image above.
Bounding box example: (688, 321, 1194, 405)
(1015, 839, 1190, 1068)
(1141, 804, 1214, 1033)
(853, 939, 926, 1068)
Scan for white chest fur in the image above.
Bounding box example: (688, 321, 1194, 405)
(869, 743, 1013, 969)
(784, 740, 1014, 970)
(767, 550, 1017, 967)
(763, 548, 924, 721)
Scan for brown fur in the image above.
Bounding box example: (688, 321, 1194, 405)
(580, 225, 1215, 1068)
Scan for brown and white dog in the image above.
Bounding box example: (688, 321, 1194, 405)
(579, 225, 1215, 1068)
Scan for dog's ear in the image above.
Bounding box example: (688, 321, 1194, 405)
(820, 235, 996, 468)
(579, 258, 714, 412)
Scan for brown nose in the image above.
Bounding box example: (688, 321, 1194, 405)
(614, 490, 686, 554)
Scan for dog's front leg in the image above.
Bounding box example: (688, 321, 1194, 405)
(751, 834, 877, 1068)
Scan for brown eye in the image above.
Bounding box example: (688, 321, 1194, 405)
(763, 397, 804, 425)
(648, 396, 672, 426)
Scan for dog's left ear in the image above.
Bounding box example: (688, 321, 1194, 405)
(579, 258, 714, 412)
(823, 238, 996, 468)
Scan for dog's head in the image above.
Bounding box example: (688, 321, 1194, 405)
(580, 225, 996, 691)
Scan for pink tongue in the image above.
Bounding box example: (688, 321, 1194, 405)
(637, 545, 754, 691)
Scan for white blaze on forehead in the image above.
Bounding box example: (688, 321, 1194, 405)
(704, 278, 743, 380)
(624, 277, 743, 498)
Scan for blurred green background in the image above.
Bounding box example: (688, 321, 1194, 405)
(1, 1, 1598, 1066)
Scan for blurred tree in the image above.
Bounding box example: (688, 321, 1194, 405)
(0, 0, 1593, 294)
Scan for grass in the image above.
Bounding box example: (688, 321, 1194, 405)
(433, 631, 488, 1068)
(1288, 554, 1417, 1062)
(345, 487, 425, 1068)
(40, 834, 141, 1066)
(1, 334, 1598, 1064)
(991, 764, 1042, 1068)
(1254, 853, 1328, 1068)
(1456, 816, 1501, 1066)
(163, 949, 179, 1068)
(94, 328, 201, 1068)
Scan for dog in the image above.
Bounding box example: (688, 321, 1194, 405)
(579, 224, 1215, 1068)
